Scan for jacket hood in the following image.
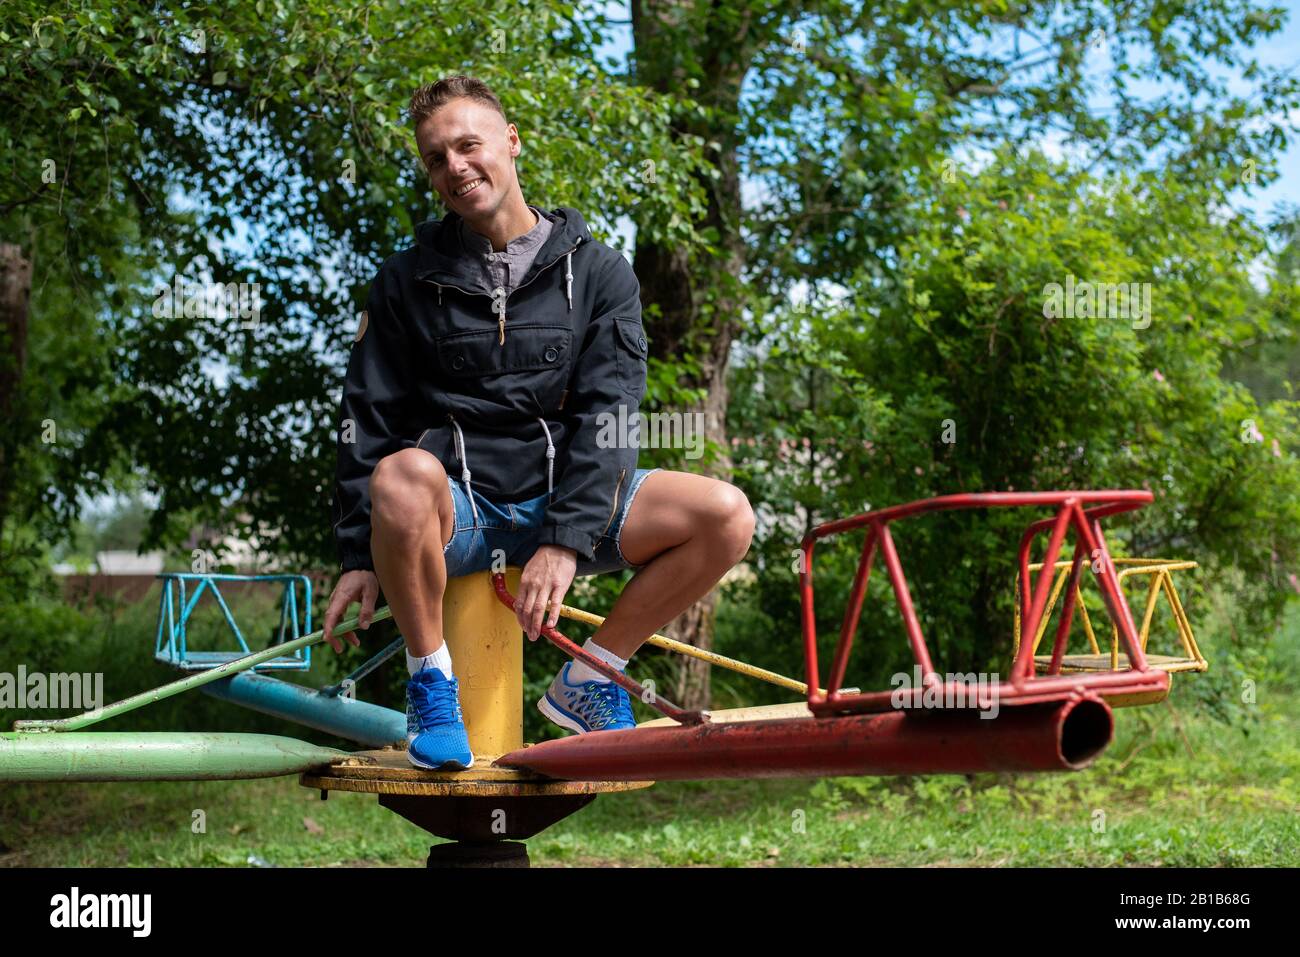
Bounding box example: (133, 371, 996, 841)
(414, 205, 592, 293)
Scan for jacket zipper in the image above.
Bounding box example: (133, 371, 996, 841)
(600, 468, 627, 539)
(419, 241, 581, 346)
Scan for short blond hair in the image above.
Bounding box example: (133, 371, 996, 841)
(408, 75, 507, 128)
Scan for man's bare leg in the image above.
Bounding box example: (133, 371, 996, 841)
(369, 448, 457, 657)
(583, 470, 755, 660)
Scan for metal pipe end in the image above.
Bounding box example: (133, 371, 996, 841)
(1059, 697, 1113, 769)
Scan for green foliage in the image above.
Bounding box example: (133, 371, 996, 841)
(730, 148, 1300, 688)
(0, 0, 713, 579)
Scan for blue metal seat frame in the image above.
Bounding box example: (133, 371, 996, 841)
(153, 573, 313, 671)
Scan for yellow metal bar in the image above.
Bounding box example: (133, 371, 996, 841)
(444, 570, 523, 761)
(555, 602, 815, 695)
(1019, 557, 1204, 675)
(1160, 573, 1208, 670)
(1013, 578, 1022, 654)
(1030, 566, 1072, 656)
(1077, 586, 1101, 654)
(1135, 570, 1163, 653)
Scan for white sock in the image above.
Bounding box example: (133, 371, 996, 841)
(566, 638, 629, 684)
(406, 643, 453, 679)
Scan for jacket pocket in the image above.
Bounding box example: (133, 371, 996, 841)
(506, 324, 573, 374)
(436, 325, 572, 378)
(436, 329, 497, 378)
(612, 317, 648, 400)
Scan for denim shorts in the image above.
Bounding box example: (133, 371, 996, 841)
(441, 468, 661, 579)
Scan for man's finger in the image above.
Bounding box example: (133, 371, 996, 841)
(322, 609, 342, 654)
(354, 580, 377, 646)
(528, 592, 546, 641)
(545, 586, 565, 629)
(520, 585, 541, 642)
(360, 578, 378, 628)
(520, 583, 540, 639)
(324, 591, 353, 654)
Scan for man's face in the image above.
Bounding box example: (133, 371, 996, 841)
(415, 98, 520, 220)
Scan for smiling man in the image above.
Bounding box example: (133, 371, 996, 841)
(324, 75, 755, 770)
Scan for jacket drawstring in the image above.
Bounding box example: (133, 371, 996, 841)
(564, 252, 573, 311)
(447, 414, 480, 528)
(537, 416, 556, 503)
(447, 415, 557, 523)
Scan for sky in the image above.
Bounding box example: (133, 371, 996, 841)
(604, 0, 1300, 216)
(1230, 0, 1300, 218)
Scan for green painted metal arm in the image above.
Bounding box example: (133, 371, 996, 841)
(11, 607, 392, 733)
(0, 732, 350, 781)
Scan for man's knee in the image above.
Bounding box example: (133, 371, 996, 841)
(370, 448, 448, 527)
(706, 483, 756, 563)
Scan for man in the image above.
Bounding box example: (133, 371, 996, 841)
(323, 75, 754, 770)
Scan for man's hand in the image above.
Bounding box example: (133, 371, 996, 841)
(516, 545, 577, 641)
(322, 569, 379, 653)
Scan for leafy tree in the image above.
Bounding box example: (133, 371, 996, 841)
(729, 148, 1300, 694)
(631, 0, 1300, 706)
(0, 0, 711, 595)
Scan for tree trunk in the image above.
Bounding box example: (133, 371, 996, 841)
(632, 2, 754, 710)
(0, 242, 32, 550)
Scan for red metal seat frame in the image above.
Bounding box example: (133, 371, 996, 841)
(799, 491, 1169, 715)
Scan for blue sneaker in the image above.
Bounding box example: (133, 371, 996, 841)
(538, 661, 637, 734)
(406, 668, 474, 770)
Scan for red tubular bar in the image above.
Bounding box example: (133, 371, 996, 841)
(801, 491, 1167, 717)
(490, 573, 707, 726)
(1012, 503, 1074, 682)
(495, 696, 1114, 781)
(1089, 518, 1147, 670)
(1047, 540, 1088, 675)
(827, 527, 878, 697)
(880, 525, 939, 686)
(800, 538, 821, 701)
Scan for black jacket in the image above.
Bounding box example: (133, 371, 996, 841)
(331, 206, 648, 572)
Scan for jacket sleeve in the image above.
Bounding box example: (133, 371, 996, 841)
(331, 261, 422, 572)
(536, 251, 648, 561)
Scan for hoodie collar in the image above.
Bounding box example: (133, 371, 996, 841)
(415, 205, 590, 296)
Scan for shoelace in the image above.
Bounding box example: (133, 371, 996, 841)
(409, 676, 461, 729)
(578, 680, 634, 729)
